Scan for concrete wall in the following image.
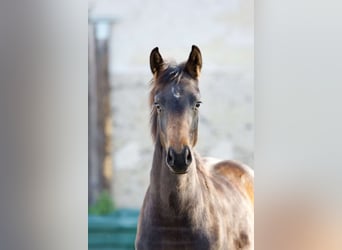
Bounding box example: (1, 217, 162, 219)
(90, 0, 253, 208)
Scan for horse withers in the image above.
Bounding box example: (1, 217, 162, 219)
(135, 45, 254, 250)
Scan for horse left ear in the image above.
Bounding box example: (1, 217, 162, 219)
(150, 47, 164, 75)
(185, 45, 202, 79)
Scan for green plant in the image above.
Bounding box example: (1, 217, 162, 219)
(89, 190, 115, 215)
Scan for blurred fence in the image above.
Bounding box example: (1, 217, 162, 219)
(88, 209, 139, 250)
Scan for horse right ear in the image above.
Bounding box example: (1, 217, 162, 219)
(185, 45, 202, 79)
(150, 47, 164, 75)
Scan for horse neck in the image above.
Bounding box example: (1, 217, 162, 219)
(150, 138, 206, 217)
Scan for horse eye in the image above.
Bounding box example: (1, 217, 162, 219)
(195, 102, 202, 108)
(154, 102, 161, 111)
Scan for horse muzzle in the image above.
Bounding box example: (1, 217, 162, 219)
(166, 146, 192, 174)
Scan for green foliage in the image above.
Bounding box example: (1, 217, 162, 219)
(89, 191, 115, 215)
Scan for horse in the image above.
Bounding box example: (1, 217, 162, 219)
(135, 45, 254, 250)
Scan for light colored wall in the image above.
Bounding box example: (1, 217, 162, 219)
(90, 0, 253, 208)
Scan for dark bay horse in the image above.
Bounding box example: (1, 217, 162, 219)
(135, 45, 254, 250)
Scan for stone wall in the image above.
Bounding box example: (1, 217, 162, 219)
(90, 0, 253, 208)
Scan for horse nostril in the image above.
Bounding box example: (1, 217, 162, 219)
(166, 146, 192, 172)
(184, 146, 192, 166)
(166, 148, 175, 167)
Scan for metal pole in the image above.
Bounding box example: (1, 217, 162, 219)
(88, 16, 116, 205)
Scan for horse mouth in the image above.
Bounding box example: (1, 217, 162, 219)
(166, 165, 189, 175)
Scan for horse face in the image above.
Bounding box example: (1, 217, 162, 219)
(150, 46, 202, 174)
(154, 82, 201, 173)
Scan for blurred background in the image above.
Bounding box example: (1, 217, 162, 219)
(2, 1, 341, 250)
(88, 0, 253, 212)
(2, 1, 342, 250)
(88, 3, 253, 246)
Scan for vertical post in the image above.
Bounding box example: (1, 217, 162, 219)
(88, 17, 115, 205)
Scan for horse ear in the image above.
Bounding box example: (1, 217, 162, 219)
(150, 47, 164, 75)
(185, 45, 202, 79)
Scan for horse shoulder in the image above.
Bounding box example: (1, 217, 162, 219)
(202, 157, 254, 206)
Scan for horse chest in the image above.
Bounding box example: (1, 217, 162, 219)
(137, 222, 211, 250)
